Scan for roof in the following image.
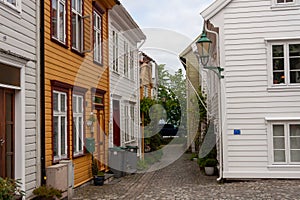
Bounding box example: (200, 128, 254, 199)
(201, 0, 232, 20)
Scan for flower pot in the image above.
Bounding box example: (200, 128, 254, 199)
(94, 175, 105, 186)
(204, 167, 214, 176)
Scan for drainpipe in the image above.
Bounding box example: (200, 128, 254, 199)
(204, 21, 223, 182)
(40, 0, 46, 185)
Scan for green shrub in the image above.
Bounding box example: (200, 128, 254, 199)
(204, 158, 218, 167)
(91, 159, 99, 176)
(190, 153, 198, 161)
(197, 157, 206, 168)
(33, 185, 62, 199)
(0, 177, 25, 200)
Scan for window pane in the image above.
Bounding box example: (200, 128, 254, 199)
(52, 0, 57, 38)
(72, 0, 75, 9)
(73, 96, 77, 113)
(61, 94, 66, 112)
(78, 97, 82, 113)
(54, 116, 58, 157)
(290, 58, 300, 70)
(273, 138, 285, 149)
(290, 124, 300, 136)
(79, 117, 83, 151)
(273, 125, 284, 136)
(289, 44, 300, 57)
(273, 72, 285, 84)
(291, 150, 300, 162)
(277, 0, 284, 3)
(53, 93, 59, 111)
(61, 117, 66, 155)
(72, 12, 77, 48)
(59, 3, 65, 41)
(0, 63, 20, 87)
(290, 138, 300, 149)
(73, 118, 77, 153)
(78, 15, 82, 51)
(273, 58, 284, 70)
(7, 0, 16, 6)
(290, 71, 300, 83)
(272, 45, 284, 57)
(274, 150, 285, 162)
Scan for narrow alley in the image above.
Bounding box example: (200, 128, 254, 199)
(73, 144, 300, 200)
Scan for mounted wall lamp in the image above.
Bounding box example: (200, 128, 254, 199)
(196, 31, 224, 79)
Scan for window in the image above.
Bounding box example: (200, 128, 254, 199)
(271, 42, 300, 85)
(276, 0, 294, 3)
(271, 122, 300, 164)
(93, 10, 102, 64)
(113, 31, 119, 72)
(144, 85, 148, 97)
(124, 41, 129, 77)
(71, 0, 83, 51)
(53, 91, 68, 161)
(73, 95, 84, 156)
(129, 48, 134, 80)
(130, 105, 135, 140)
(51, 0, 66, 43)
(1, 0, 21, 10)
(124, 105, 129, 142)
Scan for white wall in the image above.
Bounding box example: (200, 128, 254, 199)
(210, 0, 300, 178)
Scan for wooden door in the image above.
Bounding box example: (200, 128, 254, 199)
(113, 100, 120, 146)
(96, 109, 106, 170)
(0, 88, 15, 178)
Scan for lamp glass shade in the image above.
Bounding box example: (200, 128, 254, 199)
(196, 32, 212, 67)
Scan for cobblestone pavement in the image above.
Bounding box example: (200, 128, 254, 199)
(73, 144, 300, 200)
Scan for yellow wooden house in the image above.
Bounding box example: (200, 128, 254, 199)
(42, 0, 119, 188)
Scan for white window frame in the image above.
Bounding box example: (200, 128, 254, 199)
(144, 85, 148, 97)
(124, 105, 129, 142)
(1, 0, 21, 11)
(53, 91, 68, 161)
(112, 30, 119, 73)
(129, 48, 134, 80)
(130, 104, 135, 140)
(73, 94, 84, 156)
(93, 10, 102, 64)
(124, 41, 129, 77)
(71, 0, 83, 51)
(51, 0, 66, 43)
(269, 41, 300, 87)
(276, 0, 295, 4)
(268, 121, 300, 165)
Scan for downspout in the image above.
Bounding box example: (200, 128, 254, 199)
(204, 21, 223, 182)
(40, 0, 46, 185)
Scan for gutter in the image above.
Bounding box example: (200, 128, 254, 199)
(203, 21, 223, 182)
(40, 0, 46, 185)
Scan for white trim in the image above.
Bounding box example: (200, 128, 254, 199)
(72, 94, 84, 156)
(266, 117, 300, 121)
(51, 0, 66, 43)
(0, 83, 21, 90)
(93, 11, 102, 64)
(200, 0, 232, 20)
(1, 0, 22, 12)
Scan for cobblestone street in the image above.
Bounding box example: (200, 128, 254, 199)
(73, 144, 300, 200)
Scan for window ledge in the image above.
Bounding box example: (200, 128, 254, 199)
(267, 85, 300, 92)
(51, 37, 68, 49)
(112, 71, 120, 76)
(271, 4, 300, 11)
(73, 153, 86, 159)
(268, 165, 300, 169)
(0, 3, 21, 18)
(71, 48, 85, 57)
(124, 140, 136, 144)
(93, 60, 103, 67)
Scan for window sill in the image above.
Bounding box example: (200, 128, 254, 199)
(0, 2, 21, 18)
(71, 48, 85, 57)
(267, 85, 300, 92)
(51, 37, 68, 49)
(112, 71, 120, 76)
(93, 60, 103, 67)
(124, 139, 136, 144)
(73, 153, 86, 159)
(271, 4, 300, 11)
(268, 165, 300, 169)
(53, 157, 69, 164)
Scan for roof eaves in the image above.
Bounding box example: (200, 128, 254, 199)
(200, 0, 232, 20)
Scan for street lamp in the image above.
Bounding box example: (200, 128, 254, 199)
(196, 31, 224, 79)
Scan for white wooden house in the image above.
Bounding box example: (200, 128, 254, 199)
(108, 4, 146, 156)
(0, 0, 40, 197)
(201, 0, 300, 179)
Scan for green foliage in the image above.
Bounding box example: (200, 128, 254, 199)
(140, 97, 156, 126)
(33, 185, 62, 199)
(204, 158, 218, 167)
(190, 153, 198, 161)
(97, 171, 104, 176)
(0, 177, 25, 200)
(197, 157, 206, 168)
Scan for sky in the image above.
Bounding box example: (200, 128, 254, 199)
(121, 0, 214, 73)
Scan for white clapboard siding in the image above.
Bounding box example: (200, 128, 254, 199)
(207, 0, 300, 178)
(0, 0, 38, 196)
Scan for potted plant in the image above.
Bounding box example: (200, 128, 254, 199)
(204, 158, 218, 176)
(32, 185, 62, 200)
(92, 159, 105, 186)
(0, 177, 25, 200)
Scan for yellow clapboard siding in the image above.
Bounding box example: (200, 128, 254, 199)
(44, 0, 113, 187)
